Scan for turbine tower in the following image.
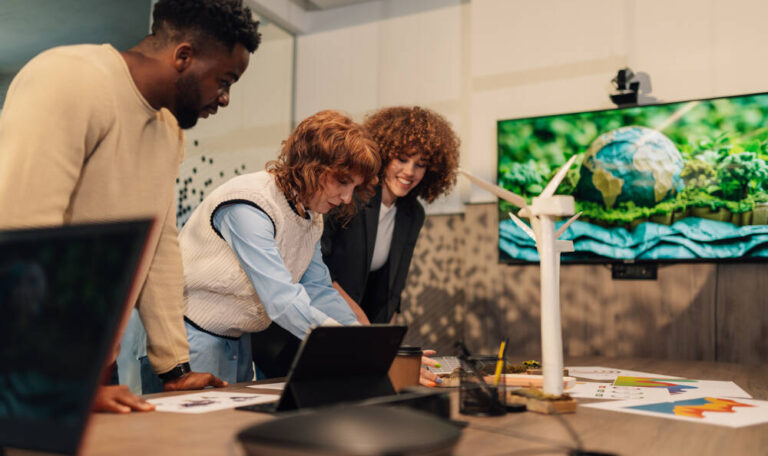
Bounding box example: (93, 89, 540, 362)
(460, 155, 581, 395)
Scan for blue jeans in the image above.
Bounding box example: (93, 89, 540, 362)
(186, 321, 255, 384)
(116, 309, 146, 394)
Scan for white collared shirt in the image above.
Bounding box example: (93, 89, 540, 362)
(370, 201, 398, 271)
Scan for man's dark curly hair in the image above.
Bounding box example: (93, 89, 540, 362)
(363, 106, 460, 203)
(152, 0, 261, 53)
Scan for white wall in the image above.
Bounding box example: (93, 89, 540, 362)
(296, 0, 469, 213)
(289, 0, 768, 209)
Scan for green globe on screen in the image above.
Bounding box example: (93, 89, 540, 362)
(576, 126, 684, 208)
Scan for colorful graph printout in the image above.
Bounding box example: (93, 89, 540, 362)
(148, 391, 277, 414)
(566, 366, 677, 381)
(584, 396, 768, 428)
(613, 376, 752, 399)
(566, 382, 671, 401)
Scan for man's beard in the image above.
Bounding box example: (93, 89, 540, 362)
(174, 73, 202, 129)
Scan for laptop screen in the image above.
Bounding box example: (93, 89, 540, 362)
(272, 325, 407, 411)
(287, 325, 407, 382)
(0, 220, 151, 455)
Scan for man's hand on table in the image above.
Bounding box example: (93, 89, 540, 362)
(92, 385, 155, 414)
(163, 372, 227, 391)
(419, 349, 443, 387)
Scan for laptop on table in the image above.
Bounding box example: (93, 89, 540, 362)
(240, 325, 407, 413)
(0, 220, 152, 456)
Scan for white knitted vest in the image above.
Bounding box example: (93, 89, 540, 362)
(180, 171, 323, 337)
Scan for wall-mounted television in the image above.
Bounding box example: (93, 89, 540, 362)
(497, 92, 768, 264)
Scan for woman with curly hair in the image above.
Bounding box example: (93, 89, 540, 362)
(178, 110, 380, 383)
(320, 106, 460, 386)
(321, 106, 460, 325)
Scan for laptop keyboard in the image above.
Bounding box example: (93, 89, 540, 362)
(426, 356, 461, 375)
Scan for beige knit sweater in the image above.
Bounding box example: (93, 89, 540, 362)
(181, 171, 324, 337)
(0, 44, 189, 374)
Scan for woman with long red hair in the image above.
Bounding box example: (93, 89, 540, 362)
(179, 110, 380, 383)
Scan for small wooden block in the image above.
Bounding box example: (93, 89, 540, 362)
(525, 368, 570, 376)
(521, 396, 578, 414)
(506, 389, 578, 414)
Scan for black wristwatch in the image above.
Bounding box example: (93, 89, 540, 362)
(159, 362, 191, 382)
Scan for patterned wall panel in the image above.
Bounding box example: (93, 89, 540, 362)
(462, 204, 540, 356)
(398, 214, 465, 356)
(175, 141, 251, 228)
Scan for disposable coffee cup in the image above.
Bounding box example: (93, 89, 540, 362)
(388, 346, 422, 392)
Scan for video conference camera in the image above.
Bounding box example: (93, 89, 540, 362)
(610, 67, 640, 107)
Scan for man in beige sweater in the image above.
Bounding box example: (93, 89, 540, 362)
(0, 0, 260, 412)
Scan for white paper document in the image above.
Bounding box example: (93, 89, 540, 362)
(584, 395, 768, 428)
(566, 381, 671, 401)
(247, 382, 286, 391)
(148, 391, 277, 414)
(612, 376, 752, 400)
(566, 366, 677, 381)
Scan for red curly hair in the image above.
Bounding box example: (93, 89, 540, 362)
(267, 110, 380, 220)
(363, 106, 460, 203)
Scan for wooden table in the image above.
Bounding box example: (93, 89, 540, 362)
(80, 357, 768, 456)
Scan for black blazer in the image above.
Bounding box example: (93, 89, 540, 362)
(321, 186, 425, 322)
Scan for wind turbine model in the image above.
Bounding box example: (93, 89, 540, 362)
(460, 155, 581, 395)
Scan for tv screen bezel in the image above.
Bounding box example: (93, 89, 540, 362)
(495, 90, 768, 266)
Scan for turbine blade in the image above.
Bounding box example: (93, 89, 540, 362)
(508, 212, 536, 240)
(654, 100, 700, 133)
(540, 155, 578, 198)
(529, 217, 543, 249)
(555, 211, 582, 239)
(459, 169, 527, 208)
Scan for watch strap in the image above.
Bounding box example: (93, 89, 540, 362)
(158, 362, 191, 382)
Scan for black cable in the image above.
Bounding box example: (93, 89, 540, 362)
(471, 414, 618, 456)
(551, 411, 584, 451)
(569, 451, 620, 456)
(487, 448, 569, 456)
(470, 422, 576, 452)
(453, 342, 616, 456)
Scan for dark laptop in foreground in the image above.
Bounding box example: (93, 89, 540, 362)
(0, 220, 152, 456)
(239, 325, 407, 413)
(236, 326, 460, 456)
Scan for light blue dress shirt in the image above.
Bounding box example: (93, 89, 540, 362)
(213, 203, 359, 339)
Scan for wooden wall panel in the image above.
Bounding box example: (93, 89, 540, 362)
(716, 263, 768, 364)
(573, 263, 717, 360)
